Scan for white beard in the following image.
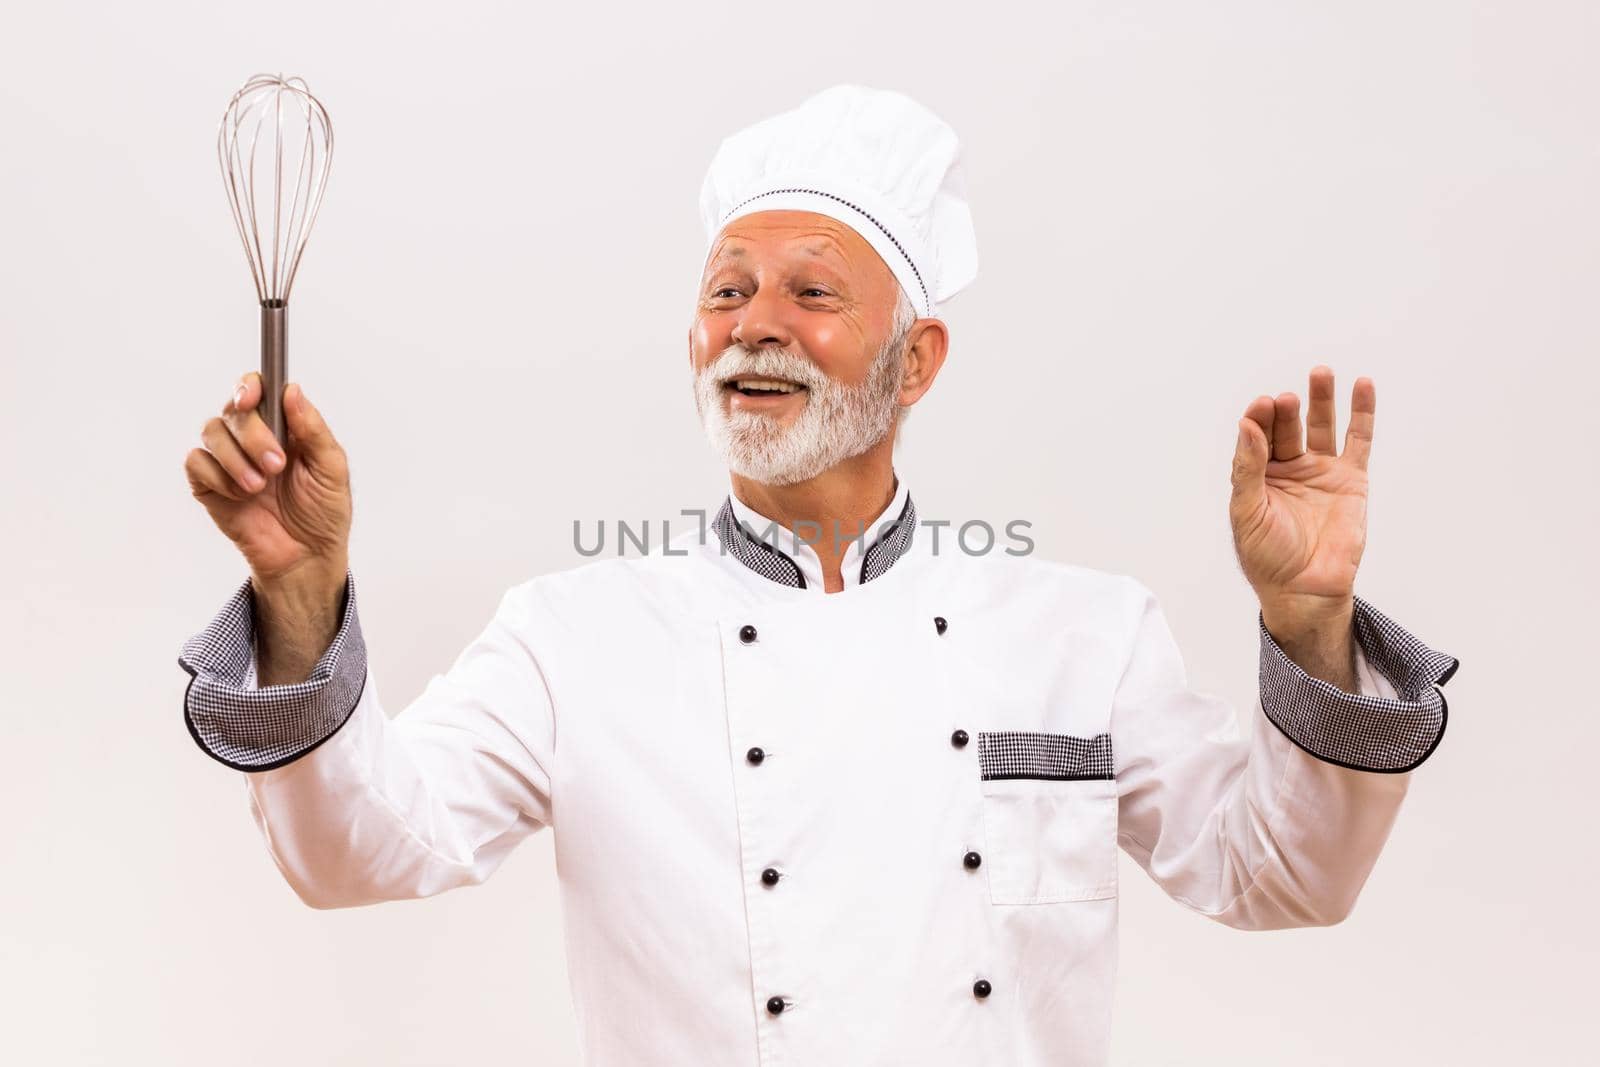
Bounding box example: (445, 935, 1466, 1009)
(693, 324, 910, 487)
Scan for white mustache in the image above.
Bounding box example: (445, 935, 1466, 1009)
(705, 344, 828, 391)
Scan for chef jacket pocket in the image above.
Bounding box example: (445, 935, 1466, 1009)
(976, 731, 1118, 905)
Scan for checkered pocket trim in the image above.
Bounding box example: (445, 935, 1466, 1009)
(177, 570, 367, 772)
(977, 731, 1115, 781)
(1259, 595, 1459, 774)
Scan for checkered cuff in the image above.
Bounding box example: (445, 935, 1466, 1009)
(1259, 596, 1458, 774)
(178, 570, 367, 772)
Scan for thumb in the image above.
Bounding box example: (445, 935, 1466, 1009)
(1229, 417, 1268, 524)
(283, 382, 344, 471)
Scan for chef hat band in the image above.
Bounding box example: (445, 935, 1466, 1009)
(699, 85, 979, 319)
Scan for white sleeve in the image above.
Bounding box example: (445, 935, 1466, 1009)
(1111, 581, 1458, 929)
(178, 572, 555, 909)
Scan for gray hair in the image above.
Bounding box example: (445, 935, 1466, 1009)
(886, 286, 919, 429)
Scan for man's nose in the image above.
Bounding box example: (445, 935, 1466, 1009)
(730, 287, 794, 349)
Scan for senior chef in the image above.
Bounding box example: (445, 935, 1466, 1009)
(178, 85, 1459, 1066)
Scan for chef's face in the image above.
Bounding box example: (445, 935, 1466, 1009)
(690, 210, 939, 485)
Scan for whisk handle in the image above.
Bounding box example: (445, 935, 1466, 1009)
(260, 301, 287, 447)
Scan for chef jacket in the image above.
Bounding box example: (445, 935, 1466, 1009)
(178, 477, 1459, 1066)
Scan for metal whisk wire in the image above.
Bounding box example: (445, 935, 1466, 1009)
(216, 73, 334, 444)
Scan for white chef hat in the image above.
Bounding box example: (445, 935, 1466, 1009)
(698, 84, 978, 318)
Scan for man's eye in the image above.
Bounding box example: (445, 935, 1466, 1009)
(800, 288, 829, 298)
(712, 288, 742, 299)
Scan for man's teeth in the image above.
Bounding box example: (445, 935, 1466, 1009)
(730, 378, 804, 394)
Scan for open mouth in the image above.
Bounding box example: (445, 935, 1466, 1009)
(721, 377, 809, 399)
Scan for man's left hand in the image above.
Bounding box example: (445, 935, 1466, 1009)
(1229, 366, 1375, 687)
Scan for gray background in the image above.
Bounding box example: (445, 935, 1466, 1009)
(3, 1, 1594, 1063)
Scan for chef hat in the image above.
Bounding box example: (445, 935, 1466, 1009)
(698, 84, 978, 318)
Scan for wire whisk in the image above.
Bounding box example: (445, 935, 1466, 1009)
(217, 73, 334, 446)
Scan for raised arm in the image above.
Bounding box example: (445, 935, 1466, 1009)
(179, 373, 553, 908)
(1114, 365, 1457, 927)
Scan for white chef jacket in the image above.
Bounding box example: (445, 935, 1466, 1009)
(178, 478, 1458, 1066)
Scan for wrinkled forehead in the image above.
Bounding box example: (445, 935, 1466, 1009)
(701, 209, 895, 285)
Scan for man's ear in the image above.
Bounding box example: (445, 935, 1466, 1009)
(897, 318, 950, 407)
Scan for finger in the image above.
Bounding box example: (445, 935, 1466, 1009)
(1242, 393, 1275, 453)
(1230, 414, 1269, 523)
(223, 398, 286, 477)
(224, 371, 263, 417)
(283, 383, 346, 475)
(1342, 376, 1377, 469)
(185, 446, 250, 503)
(1305, 365, 1337, 455)
(1271, 392, 1304, 461)
(201, 416, 268, 494)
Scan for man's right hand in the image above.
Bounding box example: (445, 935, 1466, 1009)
(185, 372, 353, 684)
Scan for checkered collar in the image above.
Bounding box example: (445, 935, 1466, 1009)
(711, 483, 918, 591)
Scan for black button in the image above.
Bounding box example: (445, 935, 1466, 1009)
(739, 624, 758, 644)
(963, 851, 982, 870)
(951, 729, 969, 749)
(766, 996, 786, 1015)
(934, 616, 948, 635)
(746, 746, 765, 766)
(761, 867, 781, 886)
(973, 979, 992, 999)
